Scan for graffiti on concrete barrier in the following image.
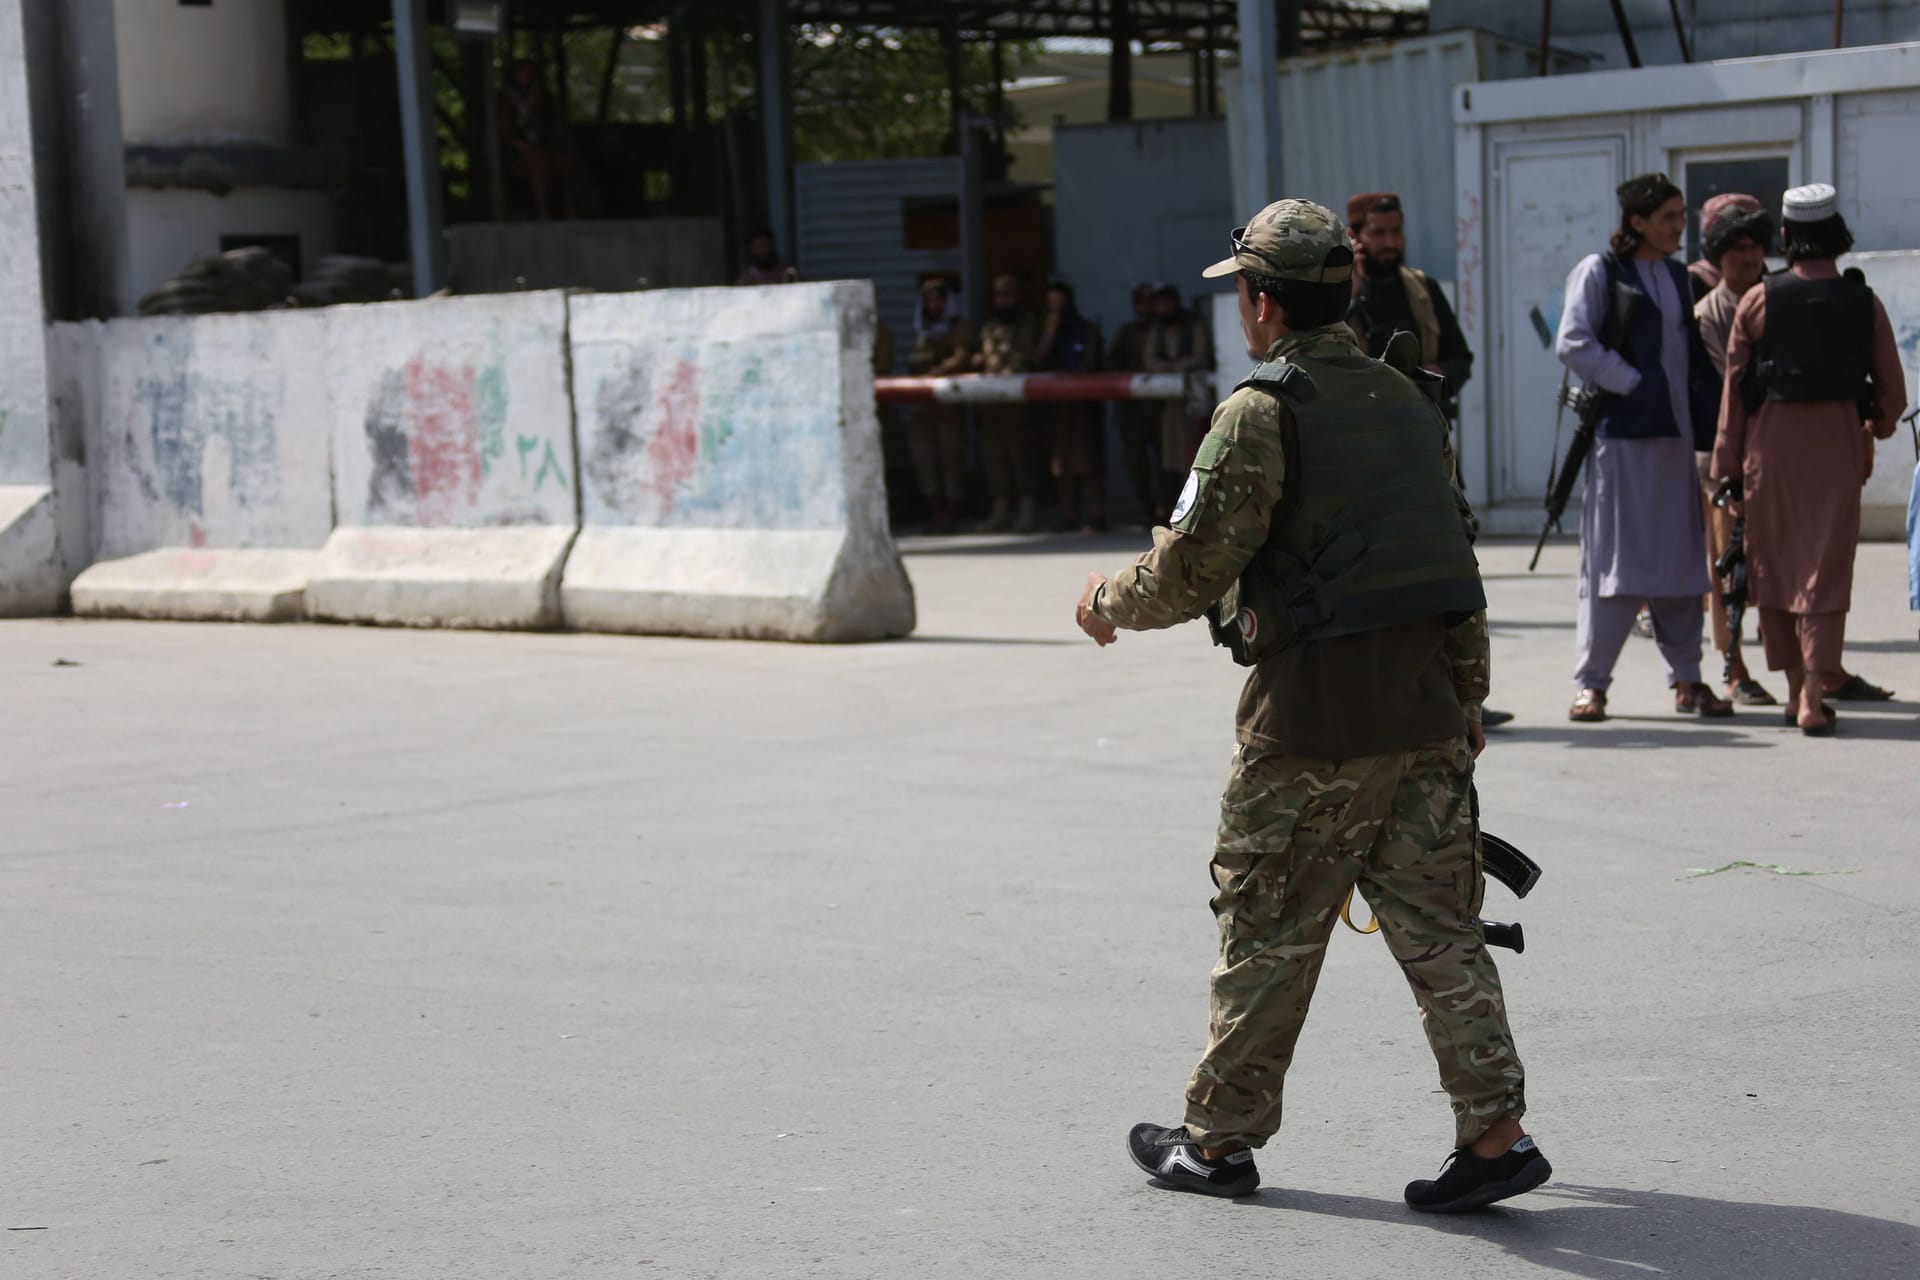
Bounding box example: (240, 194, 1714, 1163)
(580, 333, 838, 529)
(364, 368, 413, 519)
(132, 357, 278, 546)
(361, 346, 567, 525)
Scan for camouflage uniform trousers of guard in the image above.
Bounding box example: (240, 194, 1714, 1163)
(1183, 736, 1527, 1152)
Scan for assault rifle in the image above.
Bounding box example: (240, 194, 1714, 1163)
(1712, 480, 1749, 679)
(1528, 383, 1610, 571)
(1475, 784, 1541, 954)
(1531, 272, 1639, 571)
(1341, 787, 1542, 953)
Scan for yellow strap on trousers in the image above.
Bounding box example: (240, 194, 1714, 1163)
(1340, 888, 1380, 935)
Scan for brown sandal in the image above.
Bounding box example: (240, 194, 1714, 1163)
(1674, 682, 1735, 717)
(1569, 688, 1607, 722)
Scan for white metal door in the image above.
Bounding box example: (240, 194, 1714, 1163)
(1490, 131, 1627, 508)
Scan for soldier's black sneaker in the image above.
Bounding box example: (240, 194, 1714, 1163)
(1126, 1123, 1259, 1197)
(1403, 1136, 1551, 1213)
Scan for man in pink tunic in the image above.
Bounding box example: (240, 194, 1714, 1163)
(1711, 184, 1909, 736)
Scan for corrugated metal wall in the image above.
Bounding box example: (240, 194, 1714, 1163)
(795, 159, 962, 373)
(1052, 117, 1235, 336)
(1430, 1, 1920, 70)
(1269, 30, 1589, 278)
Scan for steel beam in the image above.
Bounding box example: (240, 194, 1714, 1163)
(391, 0, 446, 296)
(1235, 0, 1281, 211)
(758, 0, 794, 260)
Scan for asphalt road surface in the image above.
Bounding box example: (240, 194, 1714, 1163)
(5, 538, 1916, 1279)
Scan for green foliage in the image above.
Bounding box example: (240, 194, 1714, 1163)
(788, 26, 1033, 163)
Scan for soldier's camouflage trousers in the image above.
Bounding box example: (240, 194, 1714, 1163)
(1183, 737, 1527, 1151)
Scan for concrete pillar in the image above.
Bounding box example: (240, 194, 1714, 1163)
(21, 0, 130, 320)
(1235, 0, 1283, 211)
(3, 0, 113, 611)
(391, 0, 446, 296)
(1108, 0, 1134, 122)
(959, 112, 988, 329)
(758, 0, 793, 263)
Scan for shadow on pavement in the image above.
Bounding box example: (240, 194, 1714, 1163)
(1491, 619, 1578, 632)
(1842, 638, 1919, 653)
(1233, 1183, 1920, 1279)
(900, 533, 1149, 558)
(1812, 714, 1920, 742)
(1494, 721, 1772, 750)
(905, 634, 1075, 647)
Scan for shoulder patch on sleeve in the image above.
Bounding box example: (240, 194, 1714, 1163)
(1191, 432, 1231, 471)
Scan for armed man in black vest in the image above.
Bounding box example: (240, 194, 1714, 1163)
(1345, 192, 1474, 417)
(1711, 183, 1909, 732)
(1074, 199, 1549, 1210)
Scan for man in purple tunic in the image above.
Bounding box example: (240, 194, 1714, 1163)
(1554, 174, 1734, 722)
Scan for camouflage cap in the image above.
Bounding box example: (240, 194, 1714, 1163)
(1202, 199, 1354, 284)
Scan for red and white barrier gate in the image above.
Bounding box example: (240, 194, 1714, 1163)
(873, 372, 1199, 404)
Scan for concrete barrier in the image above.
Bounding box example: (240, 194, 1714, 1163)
(563, 281, 914, 641)
(63, 311, 334, 621)
(309, 291, 578, 629)
(0, 485, 61, 615)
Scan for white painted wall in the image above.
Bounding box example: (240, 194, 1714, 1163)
(113, 0, 290, 145)
(126, 187, 334, 303)
(1838, 89, 1920, 250)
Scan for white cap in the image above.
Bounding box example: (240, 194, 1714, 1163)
(1782, 183, 1838, 224)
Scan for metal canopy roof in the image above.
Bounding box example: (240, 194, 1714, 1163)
(783, 1, 1425, 46)
(300, 1, 1426, 50)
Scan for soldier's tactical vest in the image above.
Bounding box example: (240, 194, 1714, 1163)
(1758, 271, 1874, 403)
(1399, 267, 1443, 368)
(1206, 334, 1486, 667)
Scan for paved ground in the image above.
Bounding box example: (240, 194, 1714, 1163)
(4, 537, 1917, 1279)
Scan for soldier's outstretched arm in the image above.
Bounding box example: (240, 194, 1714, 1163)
(1080, 393, 1289, 636)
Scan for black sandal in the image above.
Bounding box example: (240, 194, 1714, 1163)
(1828, 674, 1894, 701)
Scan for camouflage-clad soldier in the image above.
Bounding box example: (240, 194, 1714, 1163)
(1075, 199, 1551, 1211)
(1106, 283, 1165, 525)
(906, 278, 977, 533)
(973, 274, 1044, 532)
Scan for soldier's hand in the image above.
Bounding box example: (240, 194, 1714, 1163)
(1077, 573, 1118, 646)
(1468, 721, 1486, 758)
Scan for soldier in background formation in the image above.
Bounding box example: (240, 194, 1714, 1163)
(1711, 184, 1908, 735)
(905, 277, 977, 535)
(1107, 283, 1167, 526)
(1143, 283, 1214, 493)
(975, 274, 1045, 533)
(1037, 278, 1107, 532)
(735, 226, 800, 286)
(1555, 173, 1731, 723)
(1078, 198, 1547, 1212)
(1689, 194, 1777, 705)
